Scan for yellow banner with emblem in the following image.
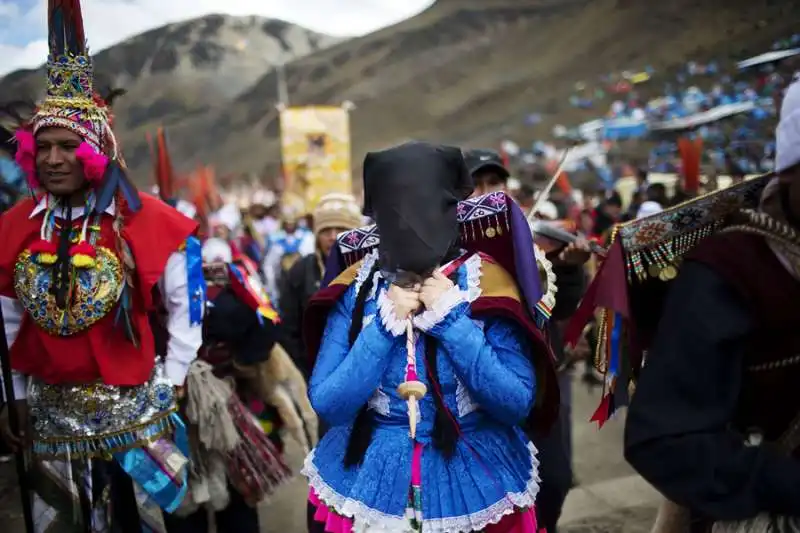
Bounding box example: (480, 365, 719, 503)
(279, 106, 352, 211)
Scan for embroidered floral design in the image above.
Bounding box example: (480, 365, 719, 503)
(619, 175, 771, 253)
(668, 207, 705, 231)
(630, 222, 668, 247)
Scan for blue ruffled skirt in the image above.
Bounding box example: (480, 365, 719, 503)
(303, 422, 539, 532)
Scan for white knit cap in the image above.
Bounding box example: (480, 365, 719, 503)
(202, 237, 233, 263)
(175, 199, 197, 220)
(209, 203, 242, 232)
(636, 200, 663, 219)
(776, 80, 800, 173)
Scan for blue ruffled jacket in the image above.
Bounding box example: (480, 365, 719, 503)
(303, 252, 541, 532)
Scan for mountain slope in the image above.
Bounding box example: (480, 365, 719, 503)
(127, 0, 794, 184)
(2, 0, 796, 185)
(0, 14, 339, 166)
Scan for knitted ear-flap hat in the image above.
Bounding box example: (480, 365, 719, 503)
(312, 192, 362, 235)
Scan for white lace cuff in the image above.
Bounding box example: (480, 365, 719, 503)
(377, 289, 408, 337)
(413, 285, 467, 332)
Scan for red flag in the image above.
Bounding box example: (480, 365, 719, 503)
(153, 127, 174, 201)
(678, 136, 703, 194)
(565, 238, 630, 346)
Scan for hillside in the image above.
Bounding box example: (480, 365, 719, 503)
(148, 0, 797, 183)
(0, 13, 339, 167)
(2, 0, 797, 185)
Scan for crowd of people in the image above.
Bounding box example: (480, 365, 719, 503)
(3, 3, 800, 533)
(515, 37, 800, 192)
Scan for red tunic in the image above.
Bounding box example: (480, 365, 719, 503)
(0, 194, 198, 386)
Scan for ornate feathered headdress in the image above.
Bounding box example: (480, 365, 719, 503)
(11, 1, 144, 345)
(13, 0, 140, 213)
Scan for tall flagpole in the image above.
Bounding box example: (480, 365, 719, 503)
(276, 58, 289, 108)
(0, 304, 34, 532)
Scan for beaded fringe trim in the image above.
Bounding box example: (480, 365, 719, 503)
(32, 410, 177, 459)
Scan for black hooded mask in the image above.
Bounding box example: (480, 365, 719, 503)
(362, 141, 474, 279)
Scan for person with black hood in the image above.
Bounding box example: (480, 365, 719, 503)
(464, 148, 592, 532)
(303, 141, 560, 532)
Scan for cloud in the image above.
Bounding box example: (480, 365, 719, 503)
(0, 40, 49, 75)
(0, 2, 19, 18)
(0, 0, 435, 76)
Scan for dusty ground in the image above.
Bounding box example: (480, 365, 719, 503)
(0, 368, 660, 532)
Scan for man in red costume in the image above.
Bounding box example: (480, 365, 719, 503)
(0, 1, 203, 531)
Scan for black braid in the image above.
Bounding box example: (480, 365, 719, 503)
(343, 261, 462, 467)
(52, 204, 73, 309)
(343, 262, 381, 468)
(424, 269, 460, 459)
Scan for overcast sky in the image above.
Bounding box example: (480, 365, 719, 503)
(0, 0, 435, 75)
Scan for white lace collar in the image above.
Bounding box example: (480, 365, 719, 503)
(353, 250, 482, 304)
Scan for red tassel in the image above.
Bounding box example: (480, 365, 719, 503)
(29, 239, 58, 265)
(69, 241, 97, 258)
(70, 241, 97, 268)
(29, 239, 57, 255)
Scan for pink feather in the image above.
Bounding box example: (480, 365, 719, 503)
(75, 142, 109, 183)
(14, 129, 38, 190)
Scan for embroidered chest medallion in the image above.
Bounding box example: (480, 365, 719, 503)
(14, 247, 124, 336)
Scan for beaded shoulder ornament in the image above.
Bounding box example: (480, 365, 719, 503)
(567, 173, 773, 427)
(332, 191, 550, 327)
(533, 242, 557, 322)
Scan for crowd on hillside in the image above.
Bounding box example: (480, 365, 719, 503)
(509, 35, 800, 187)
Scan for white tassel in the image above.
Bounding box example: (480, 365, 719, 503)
(184, 360, 241, 452)
(397, 321, 426, 439)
